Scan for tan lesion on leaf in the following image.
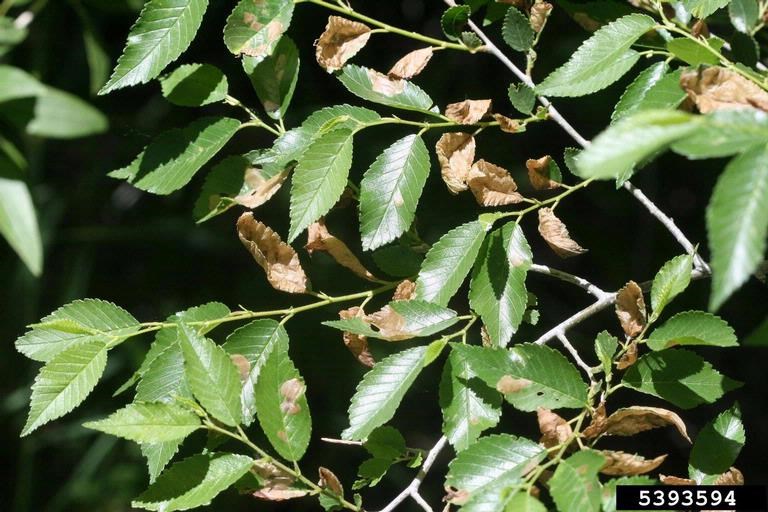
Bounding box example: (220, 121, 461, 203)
(229, 354, 251, 383)
(279, 378, 304, 416)
(237, 213, 309, 294)
(315, 16, 372, 72)
(496, 375, 532, 394)
(468, 159, 525, 207)
(537, 208, 588, 258)
(445, 99, 493, 125)
(305, 218, 379, 282)
(339, 306, 375, 367)
(537, 407, 573, 450)
(616, 340, 638, 370)
(251, 460, 309, 501)
(235, 167, 290, 209)
(393, 279, 416, 301)
(436, 132, 475, 194)
(526, 156, 561, 190)
(615, 281, 646, 338)
(388, 48, 434, 79)
(600, 450, 667, 476)
(368, 69, 406, 96)
(680, 66, 768, 113)
(365, 305, 411, 341)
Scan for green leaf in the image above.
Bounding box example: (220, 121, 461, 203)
(84, 402, 201, 443)
(441, 5, 471, 40)
(288, 128, 354, 242)
(575, 110, 700, 180)
(0, 16, 27, 53)
(439, 349, 501, 451)
(100, 0, 209, 94)
(707, 144, 768, 310)
(445, 434, 545, 497)
(549, 450, 605, 512)
(508, 83, 536, 115)
(730, 32, 759, 67)
(601, 476, 655, 512)
(242, 36, 299, 120)
(667, 38, 721, 65)
(688, 403, 744, 483)
(372, 243, 424, 277)
(222, 319, 287, 425)
(178, 322, 242, 426)
(744, 315, 768, 346)
(16, 299, 138, 362)
(622, 349, 740, 409)
(160, 63, 228, 107)
(647, 311, 738, 350)
(536, 14, 656, 97)
(364, 426, 407, 459)
(359, 134, 430, 251)
(342, 346, 428, 441)
(337, 65, 434, 114)
(133, 453, 253, 511)
(415, 220, 486, 307)
(451, 343, 589, 410)
(253, 335, 311, 461)
(142, 441, 184, 483)
(0, 176, 41, 275)
(594, 331, 619, 377)
(0, 65, 45, 102)
(192, 155, 250, 222)
(729, 0, 759, 32)
(22, 340, 109, 436)
(223, 0, 293, 58)
(612, 63, 686, 122)
(672, 109, 768, 159)
(469, 222, 531, 348)
(681, 0, 731, 18)
(502, 7, 534, 52)
(650, 253, 693, 319)
(110, 117, 241, 195)
(23, 87, 108, 139)
(135, 341, 192, 402)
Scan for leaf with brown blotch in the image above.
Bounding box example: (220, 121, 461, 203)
(481, 325, 492, 347)
(436, 133, 476, 194)
(339, 307, 374, 367)
(388, 48, 434, 79)
(365, 305, 411, 341)
(581, 402, 607, 439)
(230, 354, 251, 382)
(537, 408, 573, 449)
(715, 467, 744, 485)
(659, 474, 695, 485)
(235, 168, 290, 209)
(616, 340, 638, 370)
(537, 208, 588, 258)
(468, 159, 525, 207)
(252, 460, 309, 501)
(306, 218, 378, 282)
(526, 156, 561, 190)
(530, 0, 553, 32)
(600, 406, 691, 442)
(368, 69, 405, 96)
(493, 114, 522, 133)
(600, 450, 667, 476)
(315, 16, 372, 72)
(445, 99, 493, 125)
(496, 375, 532, 394)
(237, 213, 309, 294)
(393, 279, 416, 301)
(679, 67, 768, 113)
(615, 281, 646, 338)
(318, 467, 344, 495)
(279, 378, 305, 416)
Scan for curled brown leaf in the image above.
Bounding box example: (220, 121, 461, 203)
(318, 467, 344, 495)
(315, 16, 372, 72)
(493, 114, 522, 133)
(660, 474, 695, 485)
(615, 281, 646, 338)
(537, 208, 588, 258)
(388, 48, 434, 79)
(526, 156, 560, 190)
(616, 340, 638, 370)
(252, 460, 308, 501)
(601, 406, 691, 442)
(306, 218, 378, 282)
(445, 99, 493, 125)
(530, 0, 553, 32)
(436, 133, 476, 194)
(600, 450, 667, 476)
(235, 168, 290, 209)
(715, 467, 744, 485)
(468, 159, 525, 207)
(339, 307, 374, 367)
(393, 279, 417, 301)
(680, 66, 768, 113)
(237, 213, 309, 294)
(537, 408, 573, 449)
(581, 402, 607, 439)
(368, 69, 405, 96)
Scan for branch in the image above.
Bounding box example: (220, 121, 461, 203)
(530, 264, 610, 299)
(557, 332, 596, 379)
(377, 436, 448, 512)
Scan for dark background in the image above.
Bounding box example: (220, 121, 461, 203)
(1, 1, 766, 510)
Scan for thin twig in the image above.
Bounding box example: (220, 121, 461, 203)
(320, 437, 363, 446)
(377, 436, 448, 512)
(557, 332, 595, 378)
(530, 264, 610, 299)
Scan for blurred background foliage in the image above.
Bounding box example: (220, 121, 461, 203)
(1, 0, 766, 510)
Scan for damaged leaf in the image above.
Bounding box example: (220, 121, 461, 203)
(680, 66, 768, 113)
(315, 16, 372, 72)
(537, 408, 573, 449)
(338, 307, 375, 367)
(388, 48, 434, 79)
(526, 156, 562, 190)
(601, 406, 691, 442)
(306, 218, 378, 282)
(445, 99, 493, 125)
(468, 160, 525, 206)
(538, 208, 588, 258)
(436, 132, 475, 194)
(600, 450, 667, 476)
(615, 281, 646, 338)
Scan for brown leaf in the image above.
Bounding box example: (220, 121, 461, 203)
(615, 281, 647, 338)
(526, 156, 561, 190)
(436, 133, 476, 194)
(237, 213, 309, 294)
(715, 467, 744, 485)
(393, 279, 417, 301)
(601, 406, 691, 442)
(581, 403, 608, 439)
(339, 307, 375, 367)
(493, 114, 522, 133)
(691, 19, 709, 38)
(235, 168, 290, 209)
(616, 340, 638, 370)
(445, 99, 493, 125)
(315, 16, 372, 72)
(537, 208, 588, 258)
(530, 0, 553, 32)
(468, 159, 525, 207)
(680, 67, 768, 113)
(388, 48, 434, 79)
(600, 450, 667, 476)
(366, 305, 411, 341)
(306, 218, 378, 282)
(660, 474, 695, 485)
(496, 375, 532, 394)
(480, 325, 492, 347)
(537, 408, 573, 449)
(252, 460, 309, 501)
(318, 467, 344, 495)
(368, 69, 405, 96)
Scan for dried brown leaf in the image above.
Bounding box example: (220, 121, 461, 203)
(715, 467, 744, 485)
(615, 281, 646, 338)
(306, 218, 378, 282)
(680, 66, 768, 113)
(480, 325, 492, 347)
(600, 450, 667, 476)
(368, 69, 405, 96)
(251, 460, 309, 501)
(691, 19, 709, 38)
(530, 0, 553, 32)
(393, 279, 417, 301)
(582, 402, 608, 439)
(537, 208, 588, 258)
(237, 213, 309, 294)
(388, 48, 434, 79)
(660, 474, 695, 485)
(366, 305, 411, 341)
(496, 375, 532, 394)
(235, 168, 290, 209)
(537, 408, 573, 449)
(436, 133, 476, 194)
(318, 467, 344, 495)
(339, 307, 374, 367)
(445, 99, 493, 125)
(468, 159, 525, 207)
(493, 114, 522, 133)
(315, 16, 372, 72)
(616, 340, 638, 370)
(602, 406, 691, 442)
(526, 156, 561, 190)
